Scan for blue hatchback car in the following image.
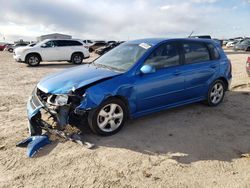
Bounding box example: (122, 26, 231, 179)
(27, 38, 232, 136)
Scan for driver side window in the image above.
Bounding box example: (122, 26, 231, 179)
(144, 43, 180, 70)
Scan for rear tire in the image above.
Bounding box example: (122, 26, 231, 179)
(206, 80, 225, 106)
(8, 48, 13, 53)
(246, 47, 250, 52)
(26, 54, 41, 66)
(71, 53, 83, 64)
(88, 98, 128, 136)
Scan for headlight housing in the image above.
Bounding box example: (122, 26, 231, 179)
(54, 95, 69, 106)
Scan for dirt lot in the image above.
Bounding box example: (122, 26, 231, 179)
(0, 50, 250, 188)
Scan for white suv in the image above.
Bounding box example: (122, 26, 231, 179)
(14, 39, 90, 66)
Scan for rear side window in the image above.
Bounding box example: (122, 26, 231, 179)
(56, 40, 83, 47)
(207, 43, 220, 60)
(69, 40, 83, 46)
(182, 42, 210, 64)
(145, 43, 180, 70)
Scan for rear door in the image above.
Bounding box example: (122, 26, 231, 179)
(180, 41, 219, 100)
(56, 40, 72, 60)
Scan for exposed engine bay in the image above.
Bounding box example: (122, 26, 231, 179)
(28, 87, 87, 136)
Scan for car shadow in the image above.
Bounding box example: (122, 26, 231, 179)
(82, 90, 250, 164)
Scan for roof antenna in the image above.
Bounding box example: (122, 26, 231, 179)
(188, 31, 194, 38)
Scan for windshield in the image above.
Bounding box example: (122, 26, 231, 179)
(94, 43, 151, 72)
(34, 40, 47, 47)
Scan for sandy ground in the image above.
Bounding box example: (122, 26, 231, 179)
(0, 49, 250, 188)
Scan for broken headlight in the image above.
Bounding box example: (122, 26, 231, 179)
(54, 95, 69, 106)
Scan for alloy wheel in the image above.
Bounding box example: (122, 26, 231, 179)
(28, 56, 39, 66)
(73, 55, 82, 64)
(210, 82, 224, 104)
(97, 103, 124, 132)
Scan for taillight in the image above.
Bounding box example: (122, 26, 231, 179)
(228, 59, 232, 74)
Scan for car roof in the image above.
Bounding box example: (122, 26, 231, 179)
(127, 38, 215, 46)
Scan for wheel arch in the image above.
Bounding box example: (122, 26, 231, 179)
(25, 52, 42, 62)
(71, 51, 84, 59)
(216, 77, 229, 90)
(105, 95, 130, 117)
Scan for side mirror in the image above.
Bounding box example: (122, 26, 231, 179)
(140, 65, 156, 74)
(41, 44, 46, 48)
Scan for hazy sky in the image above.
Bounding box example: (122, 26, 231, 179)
(0, 0, 250, 42)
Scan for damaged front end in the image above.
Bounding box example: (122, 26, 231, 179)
(27, 87, 87, 136)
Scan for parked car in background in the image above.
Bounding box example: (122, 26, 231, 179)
(0, 43, 7, 51)
(95, 42, 120, 55)
(246, 57, 250, 76)
(234, 39, 250, 51)
(226, 41, 238, 48)
(13, 39, 89, 66)
(223, 40, 229, 46)
(26, 38, 232, 136)
(89, 41, 107, 52)
(82, 40, 94, 49)
(6, 43, 29, 53)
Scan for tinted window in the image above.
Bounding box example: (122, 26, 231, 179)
(183, 42, 210, 64)
(145, 43, 180, 70)
(56, 40, 82, 47)
(208, 43, 220, 60)
(69, 40, 82, 46)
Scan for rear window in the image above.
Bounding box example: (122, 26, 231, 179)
(183, 42, 210, 64)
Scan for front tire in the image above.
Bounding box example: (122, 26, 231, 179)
(206, 80, 225, 106)
(26, 54, 41, 66)
(88, 98, 127, 136)
(71, 53, 83, 64)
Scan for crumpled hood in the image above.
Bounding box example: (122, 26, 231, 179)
(37, 64, 121, 94)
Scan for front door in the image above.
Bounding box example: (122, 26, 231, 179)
(134, 42, 185, 113)
(40, 40, 60, 61)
